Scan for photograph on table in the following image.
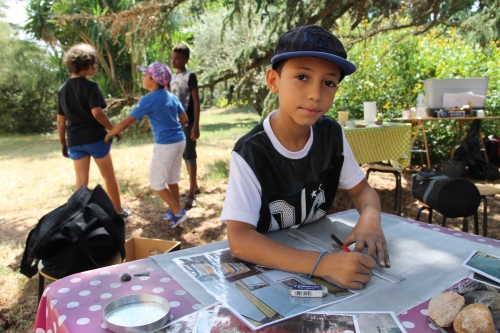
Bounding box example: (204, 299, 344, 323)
(468, 271, 500, 290)
(209, 306, 359, 333)
(462, 250, 500, 284)
(325, 311, 408, 333)
(173, 248, 357, 330)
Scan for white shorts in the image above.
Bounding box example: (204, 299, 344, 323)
(150, 140, 186, 191)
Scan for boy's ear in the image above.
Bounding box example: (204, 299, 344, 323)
(266, 68, 279, 93)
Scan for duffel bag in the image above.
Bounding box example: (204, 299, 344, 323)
(20, 185, 125, 279)
(411, 169, 480, 218)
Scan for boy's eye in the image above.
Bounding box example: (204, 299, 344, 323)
(296, 75, 307, 81)
(325, 80, 337, 88)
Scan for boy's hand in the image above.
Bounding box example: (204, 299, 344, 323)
(316, 252, 375, 289)
(190, 126, 200, 141)
(61, 145, 69, 158)
(116, 133, 122, 142)
(344, 217, 390, 268)
(104, 133, 113, 144)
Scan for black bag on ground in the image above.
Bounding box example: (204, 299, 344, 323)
(484, 134, 500, 166)
(411, 169, 480, 218)
(455, 120, 500, 180)
(20, 185, 126, 279)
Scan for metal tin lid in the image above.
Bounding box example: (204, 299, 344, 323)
(103, 294, 170, 333)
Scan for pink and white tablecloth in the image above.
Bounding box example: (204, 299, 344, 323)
(34, 258, 202, 333)
(33, 213, 500, 333)
(396, 218, 500, 333)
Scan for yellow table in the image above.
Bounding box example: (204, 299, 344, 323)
(344, 122, 413, 168)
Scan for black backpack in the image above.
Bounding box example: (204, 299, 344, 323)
(411, 169, 480, 218)
(484, 134, 500, 166)
(455, 120, 500, 180)
(20, 185, 126, 279)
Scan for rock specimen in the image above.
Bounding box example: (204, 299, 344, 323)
(428, 292, 465, 327)
(453, 303, 495, 333)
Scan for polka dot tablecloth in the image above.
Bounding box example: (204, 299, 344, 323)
(34, 258, 202, 333)
(396, 218, 500, 333)
(344, 123, 412, 167)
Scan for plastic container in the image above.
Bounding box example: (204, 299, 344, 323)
(441, 158, 464, 178)
(416, 94, 426, 118)
(424, 78, 489, 109)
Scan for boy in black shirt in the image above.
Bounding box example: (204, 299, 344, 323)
(170, 44, 201, 209)
(221, 26, 389, 290)
(57, 43, 132, 218)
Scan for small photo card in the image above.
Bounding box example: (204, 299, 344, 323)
(462, 250, 500, 284)
(468, 271, 500, 290)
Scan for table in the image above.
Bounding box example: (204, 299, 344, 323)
(394, 116, 500, 167)
(344, 122, 413, 168)
(35, 211, 500, 332)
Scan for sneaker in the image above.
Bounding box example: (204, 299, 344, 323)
(162, 210, 172, 221)
(168, 209, 188, 228)
(180, 188, 201, 198)
(118, 207, 134, 219)
(184, 195, 197, 210)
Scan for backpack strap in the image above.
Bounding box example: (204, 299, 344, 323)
(65, 221, 102, 268)
(20, 229, 40, 278)
(86, 203, 126, 261)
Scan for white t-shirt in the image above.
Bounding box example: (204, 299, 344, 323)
(220, 112, 365, 227)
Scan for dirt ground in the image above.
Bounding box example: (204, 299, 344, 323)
(2, 165, 500, 332)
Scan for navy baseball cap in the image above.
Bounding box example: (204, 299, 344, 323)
(271, 25, 356, 80)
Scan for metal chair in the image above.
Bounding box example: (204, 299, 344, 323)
(366, 164, 403, 216)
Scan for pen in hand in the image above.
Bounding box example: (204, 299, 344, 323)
(329, 233, 351, 252)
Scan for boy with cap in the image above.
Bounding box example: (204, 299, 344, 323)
(221, 25, 390, 290)
(105, 62, 189, 227)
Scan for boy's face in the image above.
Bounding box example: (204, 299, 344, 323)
(266, 56, 341, 128)
(142, 73, 157, 91)
(170, 52, 188, 70)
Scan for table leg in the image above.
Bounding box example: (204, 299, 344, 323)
(38, 273, 45, 304)
(482, 196, 488, 237)
(479, 130, 489, 161)
(420, 121, 431, 167)
(462, 216, 469, 233)
(473, 211, 479, 235)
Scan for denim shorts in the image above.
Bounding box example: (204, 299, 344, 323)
(68, 140, 111, 160)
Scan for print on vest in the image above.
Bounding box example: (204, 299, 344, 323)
(304, 184, 326, 225)
(268, 200, 295, 232)
(267, 184, 326, 232)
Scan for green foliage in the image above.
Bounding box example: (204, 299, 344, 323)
(328, 22, 500, 165)
(0, 23, 58, 134)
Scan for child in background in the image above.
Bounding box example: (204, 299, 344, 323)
(57, 43, 132, 219)
(170, 44, 201, 209)
(221, 25, 390, 290)
(105, 62, 189, 227)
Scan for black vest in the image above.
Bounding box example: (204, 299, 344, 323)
(234, 116, 344, 233)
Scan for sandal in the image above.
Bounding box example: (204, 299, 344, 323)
(181, 188, 201, 198)
(184, 195, 197, 209)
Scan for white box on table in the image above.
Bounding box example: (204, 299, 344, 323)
(424, 78, 489, 109)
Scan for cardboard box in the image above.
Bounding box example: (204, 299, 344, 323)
(124, 237, 181, 262)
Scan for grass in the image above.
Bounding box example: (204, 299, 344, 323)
(0, 106, 260, 333)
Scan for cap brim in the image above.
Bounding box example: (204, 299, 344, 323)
(271, 51, 356, 76)
(136, 65, 150, 74)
